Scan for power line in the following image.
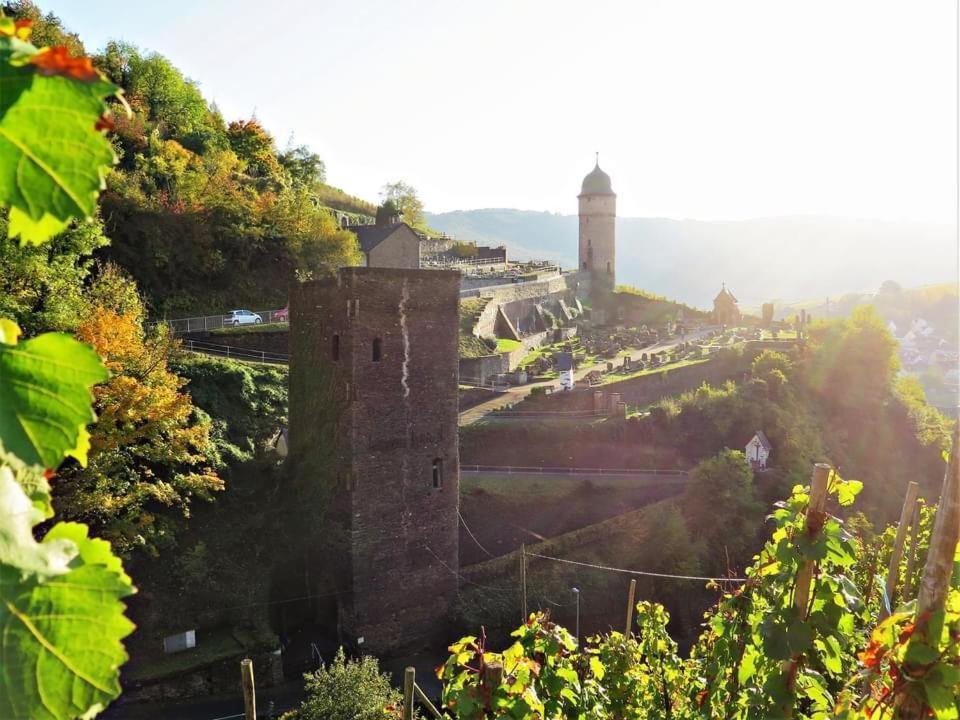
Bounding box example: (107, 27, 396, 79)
(422, 543, 514, 597)
(194, 588, 348, 615)
(458, 509, 495, 558)
(525, 551, 746, 583)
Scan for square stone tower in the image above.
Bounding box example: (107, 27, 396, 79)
(288, 267, 461, 655)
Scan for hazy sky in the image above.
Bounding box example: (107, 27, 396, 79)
(43, 1, 958, 223)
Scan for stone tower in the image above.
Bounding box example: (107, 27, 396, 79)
(578, 157, 617, 292)
(288, 267, 461, 655)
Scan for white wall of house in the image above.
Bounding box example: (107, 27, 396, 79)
(745, 435, 770, 469)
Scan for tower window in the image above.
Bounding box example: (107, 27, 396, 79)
(372, 337, 382, 362)
(606, 262, 611, 274)
(582, 261, 588, 269)
(588, 238, 592, 247)
(432, 458, 443, 489)
(332, 333, 340, 361)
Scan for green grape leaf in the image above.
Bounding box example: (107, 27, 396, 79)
(0, 467, 73, 578)
(0, 318, 21, 344)
(0, 37, 119, 246)
(0, 327, 107, 468)
(834, 478, 863, 507)
(0, 469, 135, 720)
(738, 644, 758, 684)
(925, 677, 959, 720)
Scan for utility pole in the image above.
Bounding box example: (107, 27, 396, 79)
(520, 544, 527, 621)
(624, 578, 637, 636)
(571, 587, 581, 644)
(240, 659, 256, 720)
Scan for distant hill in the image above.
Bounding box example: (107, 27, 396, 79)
(745, 282, 958, 333)
(426, 210, 957, 309)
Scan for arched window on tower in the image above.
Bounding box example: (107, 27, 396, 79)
(432, 458, 444, 489)
(582, 261, 588, 270)
(332, 333, 340, 361)
(606, 262, 612, 275)
(588, 238, 592, 247)
(372, 337, 382, 362)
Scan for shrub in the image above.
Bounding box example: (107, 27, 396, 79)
(281, 648, 411, 720)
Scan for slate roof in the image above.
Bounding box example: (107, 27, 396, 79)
(752, 430, 772, 451)
(556, 352, 574, 371)
(352, 222, 418, 254)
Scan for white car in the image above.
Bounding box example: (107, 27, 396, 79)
(226, 309, 262, 326)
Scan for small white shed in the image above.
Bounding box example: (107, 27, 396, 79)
(745, 431, 772, 470)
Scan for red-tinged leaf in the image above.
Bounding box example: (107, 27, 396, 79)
(94, 112, 115, 132)
(0, 18, 32, 39)
(859, 640, 885, 670)
(28, 46, 100, 82)
(898, 622, 915, 644)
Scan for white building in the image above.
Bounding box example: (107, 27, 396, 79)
(557, 352, 574, 391)
(745, 431, 772, 470)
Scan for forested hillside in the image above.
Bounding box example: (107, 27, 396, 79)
(7, 1, 366, 317)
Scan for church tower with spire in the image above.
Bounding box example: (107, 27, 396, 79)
(578, 155, 616, 292)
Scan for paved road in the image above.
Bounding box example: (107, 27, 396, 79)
(458, 328, 715, 426)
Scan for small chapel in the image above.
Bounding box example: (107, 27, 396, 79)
(713, 283, 741, 326)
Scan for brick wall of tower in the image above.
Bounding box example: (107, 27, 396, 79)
(289, 267, 461, 655)
(578, 194, 616, 290)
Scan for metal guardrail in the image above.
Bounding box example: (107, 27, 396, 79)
(460, 464, 688, 477)
(459, 377, 510, 391)
(421, 254, 509, 269)
(150, 309, 287, 335)
(181, 339, 289, 365)
(489, 410, 603, 418)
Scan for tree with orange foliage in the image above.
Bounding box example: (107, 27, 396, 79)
(54, 266, 223, 556)
(227, 117, 284, 188)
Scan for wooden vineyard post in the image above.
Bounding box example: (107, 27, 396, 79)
(902, 497, 923, 602)
(414, 683, 444, 719)
(240, 658, 256, 720)
(520, 544, 527, 621)
(403, 667, 415, 720)
(793, 464, 831, 615)
(880, 480, 919, 620)
(782, 463, 831, 718)
(862, 545, 879, 610)
(483, 662, 504, 691)
(897, 428, 959, 720)
(625, 578, 637, 636)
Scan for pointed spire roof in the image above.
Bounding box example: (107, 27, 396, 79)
(714, 283, 738, 304)
(580, 155, 614, 195)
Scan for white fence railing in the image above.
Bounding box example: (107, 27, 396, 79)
(150, 309, 287, 335)
(180, 339, 289, 365)
(460, 465, 688, 477)
(421, 254, 508, 269)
